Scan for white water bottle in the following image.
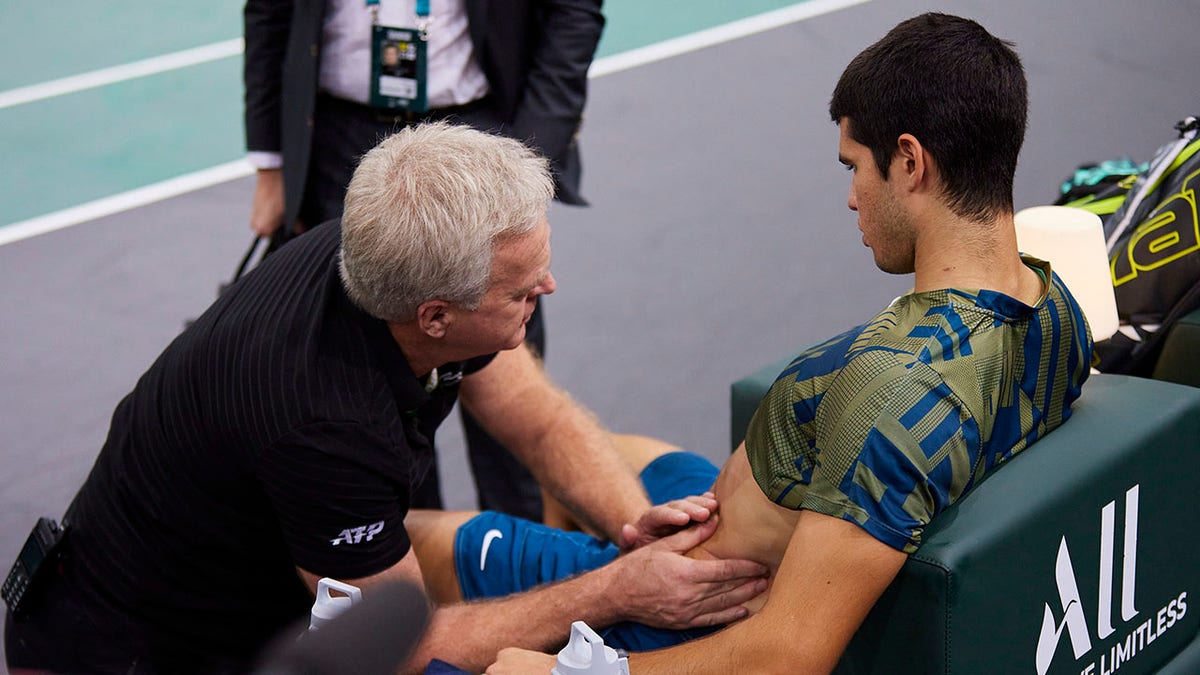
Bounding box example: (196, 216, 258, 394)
(552, 621, 628, 675)
(308, 577, 362, 631)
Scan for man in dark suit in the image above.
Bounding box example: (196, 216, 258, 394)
(243, 0, 603, 520)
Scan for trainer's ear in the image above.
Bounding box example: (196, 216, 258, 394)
(416, 300, 451, 338)
(893, 133, 929, 192)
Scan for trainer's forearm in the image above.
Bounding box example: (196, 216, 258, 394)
(403, 562, 625, 674)
(461, 345, 650, 540)
(529, 392, 651, 539)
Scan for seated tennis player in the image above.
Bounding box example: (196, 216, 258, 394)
(410, 12, 1094, 673)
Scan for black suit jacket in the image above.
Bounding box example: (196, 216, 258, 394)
(243, 0, 603, 225)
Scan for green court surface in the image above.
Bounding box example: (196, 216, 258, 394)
(0, 0, 812, 231)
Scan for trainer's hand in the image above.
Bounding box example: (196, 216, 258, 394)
(613, 515, 768, 629)
(250, 168, 285, 237)
(618, 492, 718, 552)
(486, 647, 556, 675)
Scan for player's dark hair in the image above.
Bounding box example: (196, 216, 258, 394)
(829, 13, 1027, 221)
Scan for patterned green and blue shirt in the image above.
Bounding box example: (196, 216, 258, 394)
(745, 256, 1092, 552)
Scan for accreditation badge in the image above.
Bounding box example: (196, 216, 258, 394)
(370, 24, 428, 112)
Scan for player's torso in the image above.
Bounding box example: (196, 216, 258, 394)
(691, 442, 800, 614)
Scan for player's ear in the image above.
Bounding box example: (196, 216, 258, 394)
(893, 133, 927, 191)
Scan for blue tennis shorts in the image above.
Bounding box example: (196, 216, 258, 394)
(453, 451, 722, 651)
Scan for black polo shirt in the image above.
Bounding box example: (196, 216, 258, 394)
(63, 221, 493, 670)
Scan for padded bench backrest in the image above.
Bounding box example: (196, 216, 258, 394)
(1152, 307, 1200, 388)
(731, 372, 1200, 674)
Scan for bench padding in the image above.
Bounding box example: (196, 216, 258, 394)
(731, 371, 1200, 674)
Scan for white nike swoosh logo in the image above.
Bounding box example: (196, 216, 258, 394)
(480, 529, 503, 571)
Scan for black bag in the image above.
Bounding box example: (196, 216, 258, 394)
(184, 236, 268, 330)
(220, 226, 294, 296)
(1057, 117, 1200, 375)
(1055, 158, 1144, 219)
(219, 236, 269, 296)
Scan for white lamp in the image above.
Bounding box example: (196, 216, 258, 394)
(1014, 205, 1119, 341)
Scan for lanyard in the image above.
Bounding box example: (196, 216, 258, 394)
(367, 0, 431, 36)
(367, 0, 429, 9)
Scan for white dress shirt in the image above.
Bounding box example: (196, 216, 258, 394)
(319, 0, 490, 107)
(248, 0, 490, 169)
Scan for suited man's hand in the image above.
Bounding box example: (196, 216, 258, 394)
(250, 168, 285, 237)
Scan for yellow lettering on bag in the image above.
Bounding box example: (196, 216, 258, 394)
(1111, 167, 1200, 287)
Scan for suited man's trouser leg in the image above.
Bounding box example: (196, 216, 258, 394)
(459, 302, 545, 521)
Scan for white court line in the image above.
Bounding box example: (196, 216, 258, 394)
(0, 0, 870, 247)
(0, 161, 254, 247)
(590, 0, 872, 77)
(0, 39, 245, 110)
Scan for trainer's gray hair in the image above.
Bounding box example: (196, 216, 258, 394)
(339, 122, 553, 322)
